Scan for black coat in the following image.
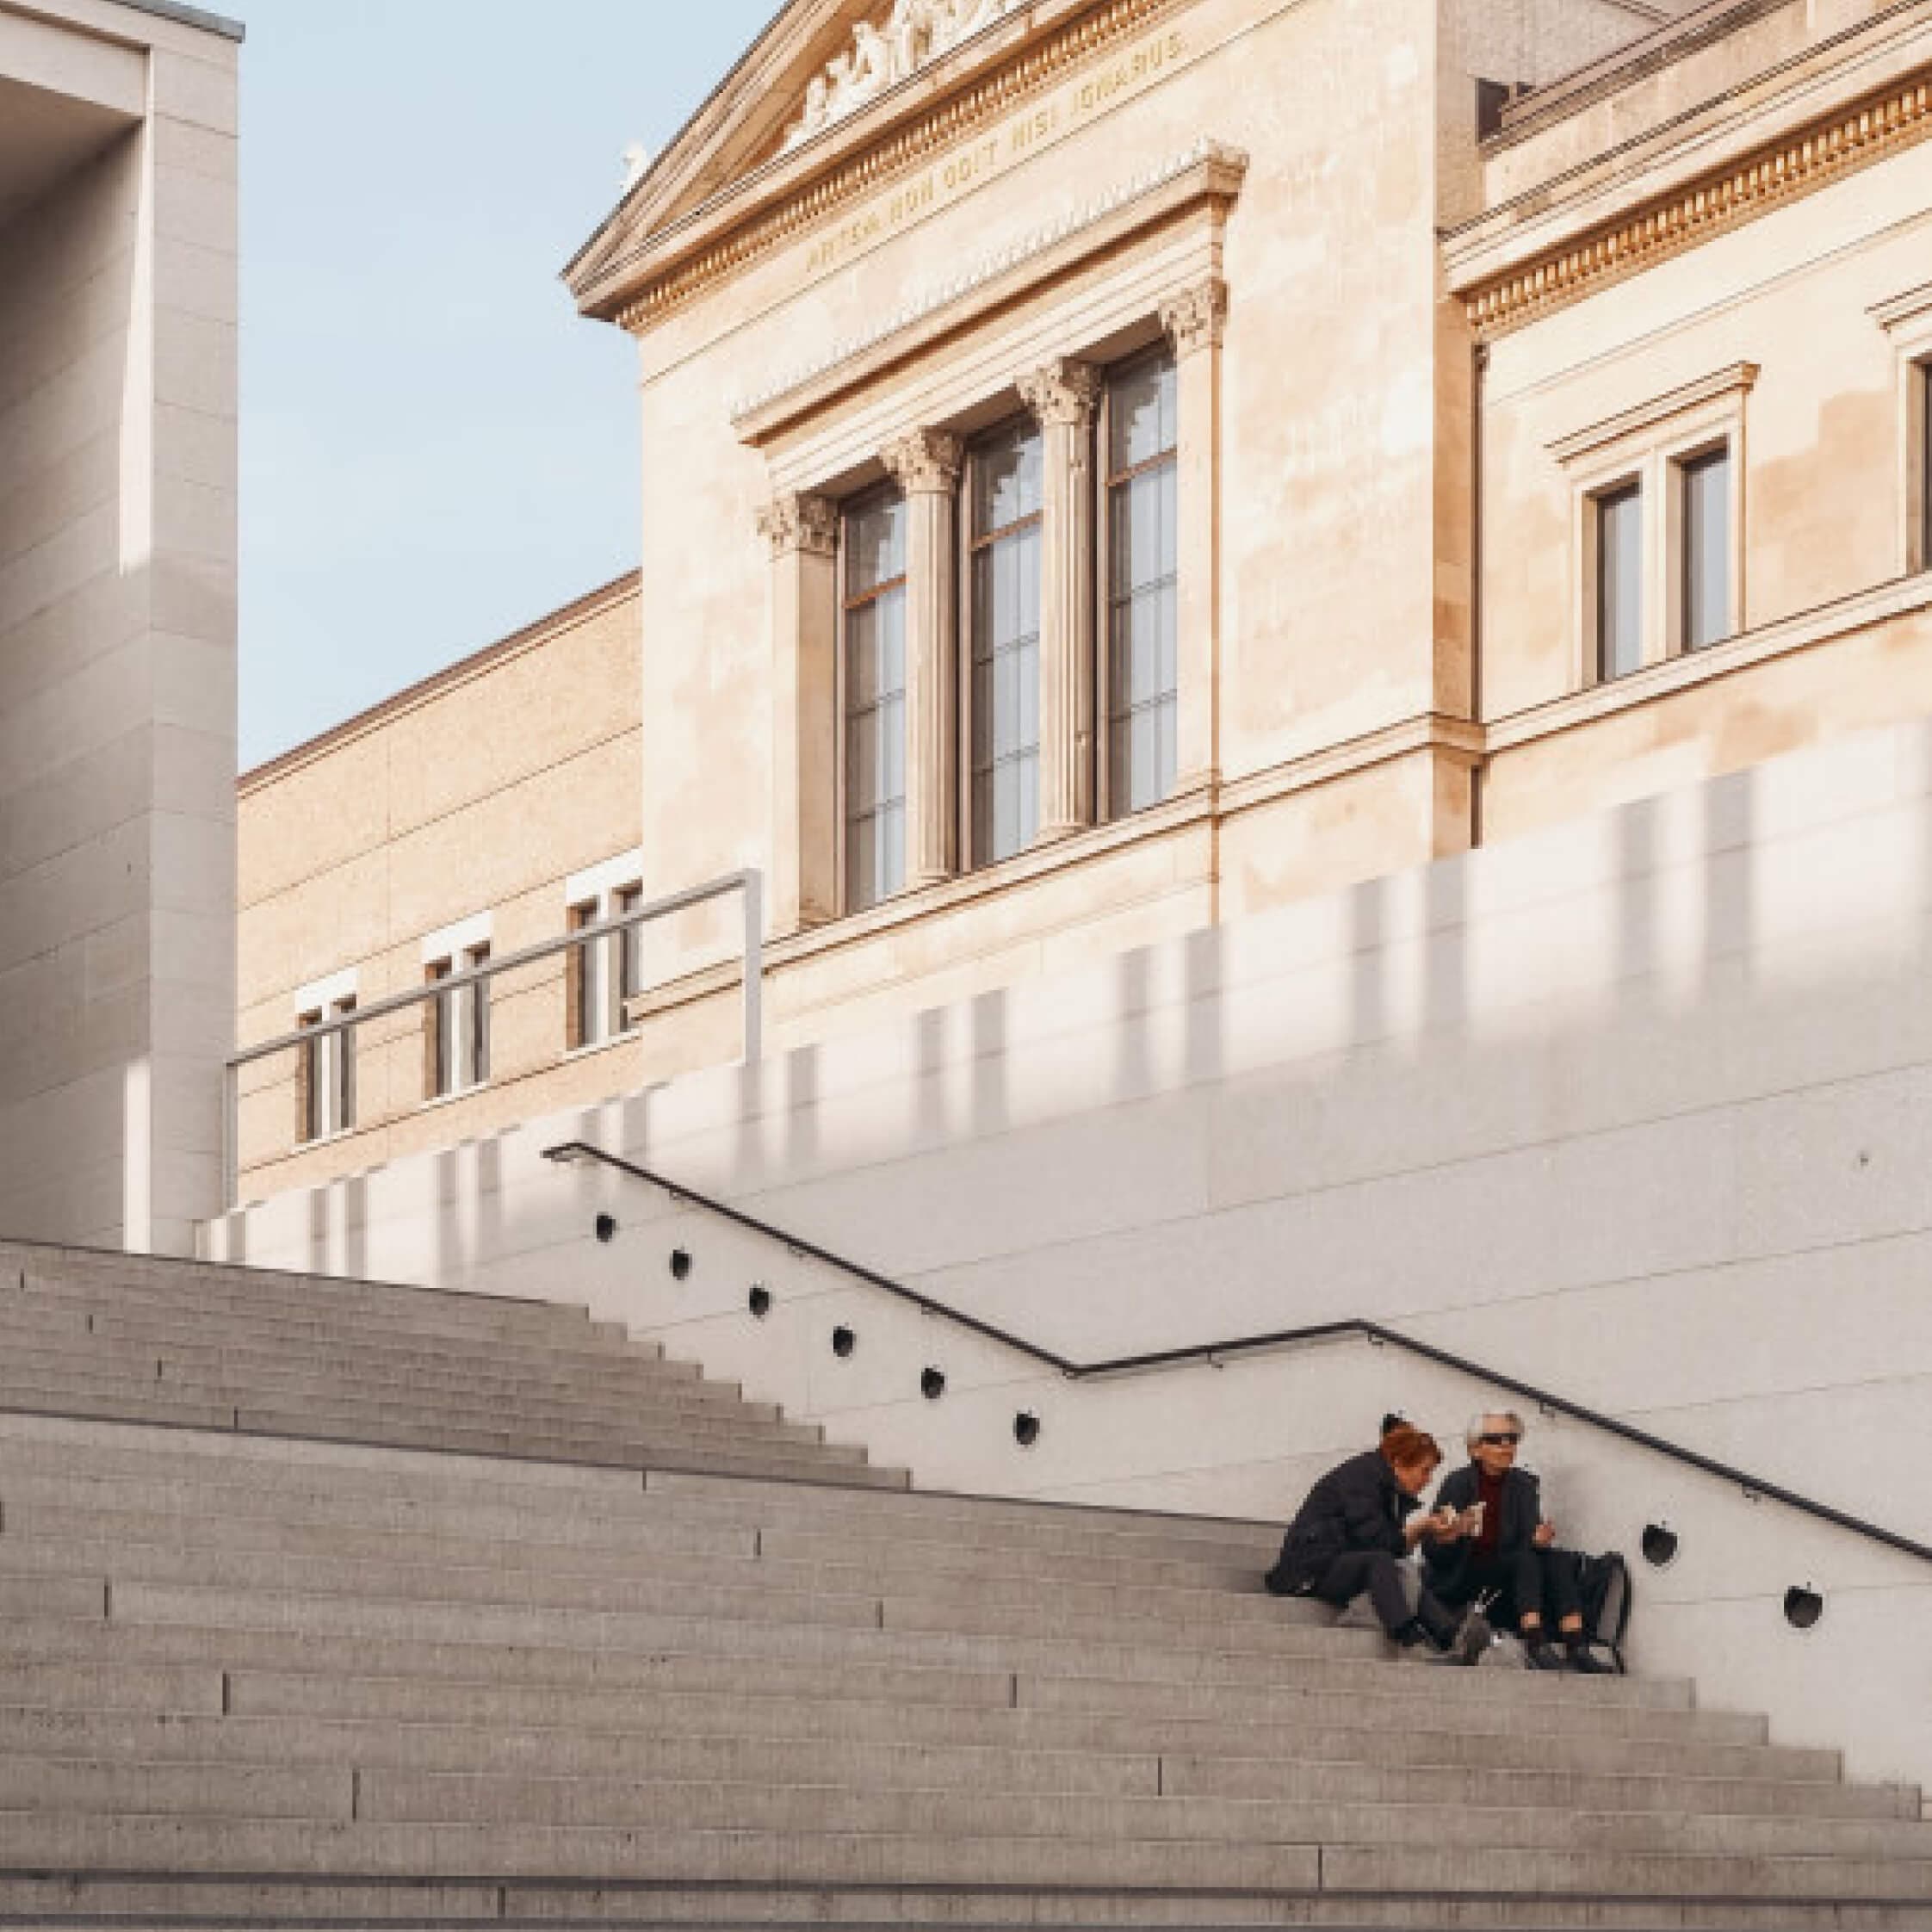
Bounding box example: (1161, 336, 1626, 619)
(1266, 1448, 1418, 1594)
(1422, 1461, 1543, 1595)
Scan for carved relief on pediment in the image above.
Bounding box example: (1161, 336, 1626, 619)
(782, 1, 1025, 154)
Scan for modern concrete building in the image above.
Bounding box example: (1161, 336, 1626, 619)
(216, 0, 1932, 1800)
(0, 0, 240, 1256)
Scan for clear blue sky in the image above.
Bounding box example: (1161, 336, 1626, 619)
(238, 0, 777, 766)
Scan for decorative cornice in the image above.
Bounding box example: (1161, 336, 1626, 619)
(1466, 72, 1932, 338)
(882, 427, 967, 492)
(1547, 362, 1759, 467)
(756, 492, 839, 558)
(1160, 275, 1228, 356)
(730, 139, 1242, 429)
(616, 0, 1183, 331)
(1871, 277, 1932, 334)
(1018, 356, 1104, 427)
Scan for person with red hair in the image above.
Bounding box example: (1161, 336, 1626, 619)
(1265, 1423, 1492, 1663)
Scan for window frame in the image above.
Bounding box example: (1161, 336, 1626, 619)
(418, 913, 494, 1104)
(1587, 474, 1645, 685)
(837, 483, 911, 915)
(1551, 364, 1755, 690)
(1672, 438, 1735, 654)
(962, 411, 1046, 871)
(1869, 283, 1932, 577)
(562, 856, 647, 1054)
(1096, 344, 1180, 821)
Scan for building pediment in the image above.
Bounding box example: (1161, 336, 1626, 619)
(563, 0, 1128, 328)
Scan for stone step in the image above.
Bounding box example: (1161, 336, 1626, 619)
(0, 1533, 1347, 1640)
(3, 1619, 1739, 1743)
(7, 1265, 635, 1349)
(0, 1385, 884, 1482)
(81, 1575, 1714, 1694)
(220, 1668, 1842, 1786)
(641, 1468, 1281, 1546)
(0, 1321, 775, 1414)
(0, 1509, 1306, 1628)
(0, 1707, 1893, 1820)
(0, 1293, 699, 1381)
(0, 1874, 1923, 1932)
(323, 1770, 1932, 1858)
(1, 1812, 1928, 1899)
(0, 1347, 830, 1447)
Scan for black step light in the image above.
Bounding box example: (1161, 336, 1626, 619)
(920, 1366, 946, 1401)
(1012, 1410, 1041, 1448)
(831, 1325, 857, 1359)
(1783, 1584, 1824, 1632)
(593, 1213, 617, 1245)
(1640, 1522, 1679, 1569)
(747, 1283, 772, 1320)
(668, 1248, 691, 1281)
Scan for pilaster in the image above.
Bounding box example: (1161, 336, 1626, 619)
(757, 492, 840, 932)
(881, 429, 965, 887)
(1161, 278, 1228, 795)
(1018, 357, 1104, 839)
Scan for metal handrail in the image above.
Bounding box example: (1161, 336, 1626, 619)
(220, 870, 764, 1211)
(542, 1137, 1932, 1569)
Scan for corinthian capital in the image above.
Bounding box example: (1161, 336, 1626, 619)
(756, 492, 838, 559)
(881, 427, 965, 494)
(1018, 357, 1104, 429)
(1160, 277, 1229, 359)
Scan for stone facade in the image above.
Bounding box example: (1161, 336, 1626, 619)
(0, 0, 241, 1254)
(242, 0, 1932, 1197)
(234, 574, 644, 1204)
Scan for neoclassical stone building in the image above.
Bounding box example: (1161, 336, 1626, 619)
(221, 0, 1932, 1795)
(241, 0, 1932, 1192)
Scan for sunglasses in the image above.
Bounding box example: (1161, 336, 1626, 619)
(1477, 1432, 1522, 1447)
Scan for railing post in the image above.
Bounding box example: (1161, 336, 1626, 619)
(221, 1060, 238, 1217)
(740, 869, 764, 1067)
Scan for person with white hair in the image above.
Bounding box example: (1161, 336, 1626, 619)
(1421, 1410, 1611, 1672)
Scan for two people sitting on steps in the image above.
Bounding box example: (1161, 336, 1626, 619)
(1263, 1411, 1613, 1672)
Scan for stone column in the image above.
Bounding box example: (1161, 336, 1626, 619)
(881, 429, 964, 888)
(1018, 357, 1105, 840)
(1161, 277, 1229, 795)
(756, 492, 839, 933)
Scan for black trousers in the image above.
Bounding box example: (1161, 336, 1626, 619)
(1434, 1545, 1582, 1632)
(1308, 1550, 1458, 1644)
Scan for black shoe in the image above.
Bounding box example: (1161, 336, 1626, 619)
(1526, 1639, 1569, 1671)
(1424, 1607, 1493, 1666)
(1565, 1643, 1614, 1675)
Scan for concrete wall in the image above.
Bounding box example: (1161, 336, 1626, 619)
(207, 714, 1932, 1793)
(0, 0, 239, 1254)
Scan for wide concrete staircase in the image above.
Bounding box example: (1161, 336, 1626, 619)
(0, 1241, 1926, 1929)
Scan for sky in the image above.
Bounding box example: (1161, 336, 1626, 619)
(238, 0, 778, 767)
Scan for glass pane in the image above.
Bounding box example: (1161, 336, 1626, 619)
(1681, 449, 1731, 651)
(1596, 485, 1643, 682)
(847, 814, 880, 913)
(845, 709, 880, 814)
(1109, 351, 1177, 474)
(971, 658, 994, 769)
(845, 493, 906, 596)
(973, 421, 1042, 534)
(878, 805, 905, 901)
(878, 694, 906, 802)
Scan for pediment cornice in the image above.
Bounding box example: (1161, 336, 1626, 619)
(565, 0, 1184, 330)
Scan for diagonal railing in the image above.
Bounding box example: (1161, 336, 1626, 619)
(542, 1136, 1932, 1569)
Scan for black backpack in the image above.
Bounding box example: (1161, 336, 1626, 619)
(1565, 1549, 1633, 1674)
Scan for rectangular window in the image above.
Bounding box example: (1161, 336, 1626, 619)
(1104, 349, 1179, 819)
(424, 944, 490, 1098)
(567, 901, 602, 1050)
(296, 994, 356, 1144)
(567, 883, 644, 1049)
(842, 490, 908, 913)
(615, 882, 646, 1013)
(1595, 483, 1643, 682)
(1679, 447, 1731, 651)
(969, 418, 1043, 866)
(1922, 359, 1932, 570)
